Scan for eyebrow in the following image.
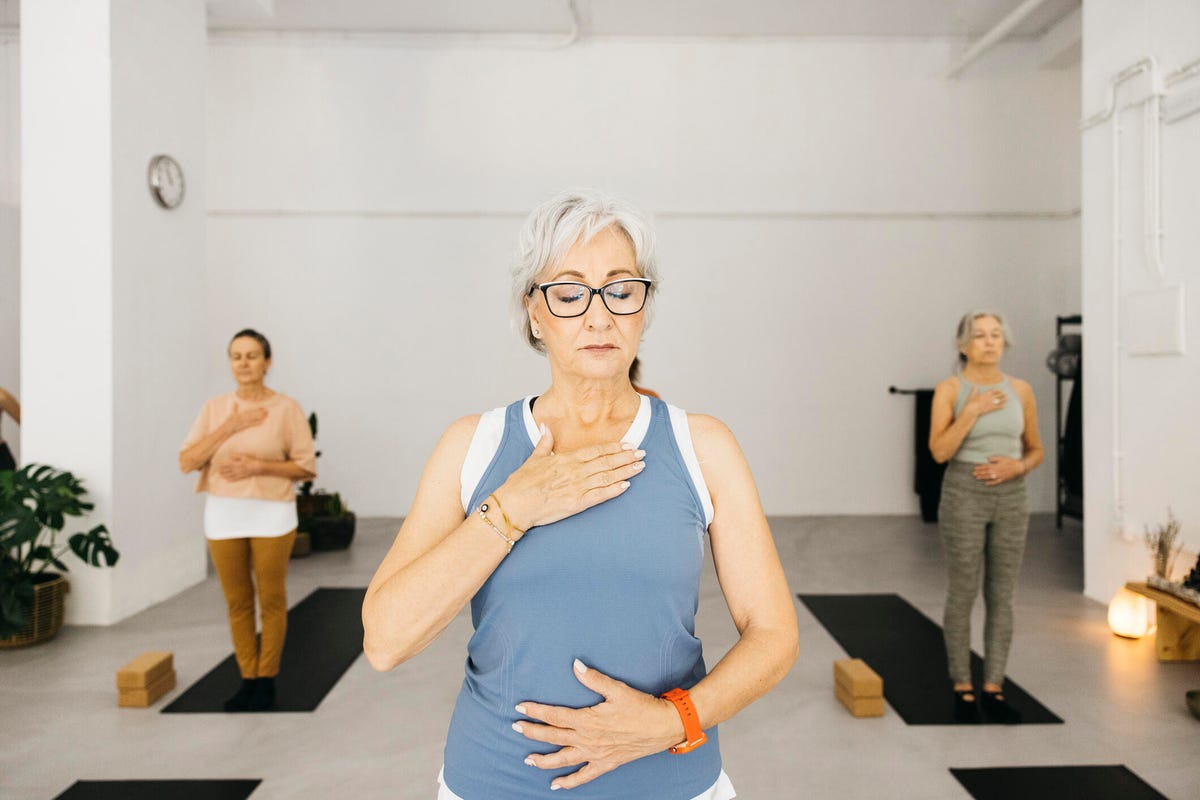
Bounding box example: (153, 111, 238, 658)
(549, 268, 637, 281)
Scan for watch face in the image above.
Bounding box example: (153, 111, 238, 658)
(148, 154, 185, 209)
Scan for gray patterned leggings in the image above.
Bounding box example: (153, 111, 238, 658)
(938, 461, 1029, 686)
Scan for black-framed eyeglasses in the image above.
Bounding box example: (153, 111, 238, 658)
(530, 278, 652, 318)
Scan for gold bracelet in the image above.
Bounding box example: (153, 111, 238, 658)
(488, 492, 525, 536)
(478, 501, 516, 554)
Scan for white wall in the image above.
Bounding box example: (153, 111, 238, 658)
(0, 33, 18, 463)
(22, 0, 117, 621)
(207, 36, 1080, 517)
(22, 0, 208, 625)
(109, 0, 209, 621)
(1081, 0, 1200, 602)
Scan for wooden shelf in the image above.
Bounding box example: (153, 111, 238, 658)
(1125, 581, 1200, 660)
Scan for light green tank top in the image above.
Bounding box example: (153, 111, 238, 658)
(952, 376, 1024, 464)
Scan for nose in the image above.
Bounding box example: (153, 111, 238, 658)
(584, 292, 615, 329)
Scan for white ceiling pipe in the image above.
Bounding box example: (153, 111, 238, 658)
(1165, 58, 1200, 86)
(945, 0, 1052, 79)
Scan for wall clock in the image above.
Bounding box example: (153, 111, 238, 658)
(147, 154, 185, 209)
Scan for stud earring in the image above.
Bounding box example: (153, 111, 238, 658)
(533, 328, 540, 337)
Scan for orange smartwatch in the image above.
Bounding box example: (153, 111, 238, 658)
(661, 687, 707, 754)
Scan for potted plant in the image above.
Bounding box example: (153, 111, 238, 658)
(0, 464, 120, 647)
(295, 412, 356, 552)
(1144, 509, 1183, 589)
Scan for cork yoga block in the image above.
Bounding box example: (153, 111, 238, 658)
(833, 658, 884, 717)
(834, 680, 885, 717)
(116, 651, 174, 690)
(833, 658, 883, 697)
(118, 669, 176, 708)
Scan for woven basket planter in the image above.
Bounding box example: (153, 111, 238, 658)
(0, 573, 69, 648)
(291, 530, 312, 559)
(310, 513, 356, 551)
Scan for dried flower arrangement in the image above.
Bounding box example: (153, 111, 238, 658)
(1144, 509, 1183, 580)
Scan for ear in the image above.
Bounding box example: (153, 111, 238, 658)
(525, 296, 542, 338)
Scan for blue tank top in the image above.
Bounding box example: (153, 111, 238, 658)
(442, 396, 723, 799)
(952, 376, 1024, 464)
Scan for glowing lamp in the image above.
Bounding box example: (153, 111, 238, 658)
(1107, 587, 1153, 639)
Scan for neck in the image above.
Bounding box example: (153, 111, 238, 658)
(235, 382, 271, 400)
(538, 372, 640, 427)
(961, 364, 1003, 385)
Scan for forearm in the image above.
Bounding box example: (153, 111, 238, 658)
(0, 394, 19, 424)
(363, 513, 517, 670)
(930, 409, 978, 463)
(255, 459, 315, 481)
(684, 622, 799, 734)
(179, 424, 234, 473)
(1019, 445, 1044, 474)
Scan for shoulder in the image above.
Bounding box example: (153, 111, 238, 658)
(934, 376, 960, 395)
(685, 413, 739, 462)
(202, 393, 232, 413)
(932, 376, 960, 404)
(1008, 377, 1036, 403)
(444, 413, 483, 444)
(433, 414, 484, 470)
(270, 392, 303, 412)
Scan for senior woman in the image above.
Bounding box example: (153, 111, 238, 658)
(179, 329, 316, 712)
(929, 310, 1044, 724)
(364, 190, 798, 799)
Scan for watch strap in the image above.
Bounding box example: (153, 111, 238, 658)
(661, 687, 707, 754)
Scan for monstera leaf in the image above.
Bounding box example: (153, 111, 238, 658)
(69, 525, 119, 568)
(0, 464, 118, 638)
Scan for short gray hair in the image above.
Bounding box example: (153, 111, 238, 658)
(955, 309, 1014, 363)
(511, 189, 660, 353)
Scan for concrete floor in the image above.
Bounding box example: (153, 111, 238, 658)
(1, 514, 1196, 800)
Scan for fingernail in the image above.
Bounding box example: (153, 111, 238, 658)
(635, 450, 646, 458)
(632, 461, 645, 471)
(524, 757, 535, 767)
(574, 658, 587, 674)
(620, 481, 630, 489)
(515, 704, 526, 714)
(511, 722, 523, 733)
(621, 442, 635, 450)
(551, 785, 561, 791)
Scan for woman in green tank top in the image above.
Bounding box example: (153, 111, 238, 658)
(928, 311, 1045, 724)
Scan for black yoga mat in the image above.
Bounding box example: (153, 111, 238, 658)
(54, 780, 260, 800)
(951, 766, 1168, 800)
(163, 587, 366, 713)
(799, 593, 1061, 725)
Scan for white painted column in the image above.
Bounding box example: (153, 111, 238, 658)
(21, 0, 208, 624)
(1081, 0, 1200, 602)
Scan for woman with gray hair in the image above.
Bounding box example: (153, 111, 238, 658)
(929, 310, 1044, 724)
(364, 189, 798, 798)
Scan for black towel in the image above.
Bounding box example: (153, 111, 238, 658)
(913, 389, 947, 522)
(1062, 376, 1082, 502)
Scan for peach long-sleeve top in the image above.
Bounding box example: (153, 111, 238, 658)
(181, 391, 316, 502)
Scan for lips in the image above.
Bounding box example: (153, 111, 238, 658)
(582, 345, 616, 350)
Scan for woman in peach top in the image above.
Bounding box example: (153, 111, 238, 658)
(179, 329, 316, 712)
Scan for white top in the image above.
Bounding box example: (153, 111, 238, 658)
(203, 494, 297, 540)
(436, 767, 735, 800)
(460, 395, 714, 528)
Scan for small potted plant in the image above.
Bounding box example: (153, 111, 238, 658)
(1145, 509, 1183, 591)
(295, 412, 356, 552)
(0, 464, 120, 647)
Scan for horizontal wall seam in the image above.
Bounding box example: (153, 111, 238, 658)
(208, 208, 1081, 221)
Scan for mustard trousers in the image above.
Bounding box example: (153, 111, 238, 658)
(207, 531, 296, 679)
